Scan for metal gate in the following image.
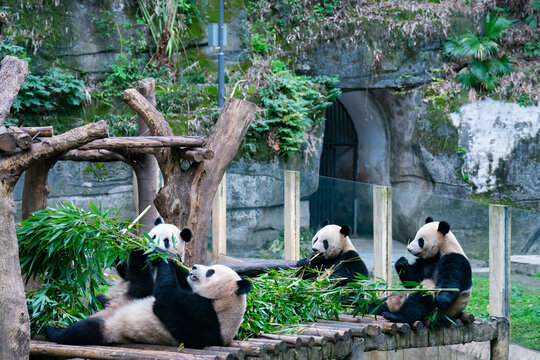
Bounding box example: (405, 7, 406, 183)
(309, 99, 358, 232)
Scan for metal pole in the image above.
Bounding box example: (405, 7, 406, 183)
(218, 0, 224, 108)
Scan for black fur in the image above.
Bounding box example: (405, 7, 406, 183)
(379, 293, 435, 324)
(237, 278, 252, 295)
(154, 217, 163, 226)
(434, 253, 472, 309)
(180, 228, 192, 242)
(152, 261, 223, 348)
(425, 217, 433, 224)
(395, 254, 440, 285)
(299, 250, 369, 285)
(339, 225, 351, 237)
(381, 252, 471, 323)
(47, 318, 105, 345)
(438, 221, 450, 235)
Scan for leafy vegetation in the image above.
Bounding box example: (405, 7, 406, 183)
(238, 268, 384, 339)
(243, 60, 341, 157)
(17, 203, 173, 334)
(444, 13, 513, 93)
(467, 277, 540, 350)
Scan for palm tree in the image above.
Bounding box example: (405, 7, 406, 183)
(444, 13, 513, 93)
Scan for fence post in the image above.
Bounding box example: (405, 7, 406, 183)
(373, 185, 392, 285)
(489, 204, 511, 318)
(284, 170, 300, 260)
(212, 173, 227, 259)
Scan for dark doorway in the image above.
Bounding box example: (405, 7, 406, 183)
(309, 99, 358, 232)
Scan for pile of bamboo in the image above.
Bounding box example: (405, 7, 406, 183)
(29, 313, 510, 360)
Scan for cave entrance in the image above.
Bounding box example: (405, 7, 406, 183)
(309, 99, 358, 231)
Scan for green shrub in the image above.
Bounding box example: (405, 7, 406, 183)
(244, 61, 341, 157)
(444, 13, 513, 93)
(253, 227, 314, 259)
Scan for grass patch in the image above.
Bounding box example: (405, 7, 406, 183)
(467, 277, 540, 350)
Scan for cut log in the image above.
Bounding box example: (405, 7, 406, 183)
(30, 340, 219, 359)
(0, 126, 33, 152)
(228, 340, 268, 357)
(22, 126, 54, 137)
(78, 136, 205, 150)
(21, 158, 57, 220)
(60, 149, 132, 163)
(226, 259, 298, 276)
(0, 56, 28, 125)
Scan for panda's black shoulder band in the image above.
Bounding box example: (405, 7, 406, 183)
(438, 221, 450, 235)
(340, 225, 351, 237)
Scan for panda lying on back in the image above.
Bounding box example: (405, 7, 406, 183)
(298, 222, 369, 285)
(371, 217, 472, 323)
(48, 260, 252, 348)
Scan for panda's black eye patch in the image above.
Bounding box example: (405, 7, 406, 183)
(163, 238, 170, 248)
(323, 240, 329, 250)
(206, 269, 215, 277)
(313, 236, 318, 244)
(418, 238, 424, 248)
(152, 235, 156, 240)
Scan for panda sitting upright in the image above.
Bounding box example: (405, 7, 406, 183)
(297, 222, 369, 285)
(371, 217, 472, 323)
(48, 260, 252, 348)
(96, 218, 193, 309)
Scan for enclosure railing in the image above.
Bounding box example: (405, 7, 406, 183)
(210, 163, 537, 320)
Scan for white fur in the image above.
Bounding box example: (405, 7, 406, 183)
(311, 225, 356, 260)
(188, 264, 247, 345)
(407, 221, 466, 259)
(149, 223, 184, 261)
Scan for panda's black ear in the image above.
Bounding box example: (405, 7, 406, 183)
(236, 277, 252, 295)
(340, 225, 351, 237)
(438, 221, 450, 235)
(180, 228, 193, 242)
(154, 217, 163, 226)
(323, 219, 330, 226)
(425, 217, 434, 224)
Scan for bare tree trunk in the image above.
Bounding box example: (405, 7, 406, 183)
(0, 56, 28, 125)
(134, 78, 160, 231)
(0, 194, 30, 359)
(21, 158, 57, 220)
(122, 88, 256, 265)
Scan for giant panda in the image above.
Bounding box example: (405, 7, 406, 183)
(48, 260, 252, 348)
(297, 222, 369, 285)
(96, 218, 192, 308)
(371, 217, 472, 323)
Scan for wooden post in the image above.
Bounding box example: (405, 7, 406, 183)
(373, 186, 392, 285)
(489, 204, 511, 318)
(212, 173, 227, 259)
(490, 317, 510, 360)
(284, 170, 300, 260)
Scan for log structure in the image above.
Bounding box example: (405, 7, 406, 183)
(29, 314, 510, 360)
(0, 55, 110, 360)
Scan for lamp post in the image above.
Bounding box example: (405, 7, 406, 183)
(217, 0, 224, 108)
(208, 1, 227, 108)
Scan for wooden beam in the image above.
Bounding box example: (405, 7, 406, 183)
(489, 204, 511, 318)
(226, 259, 298, 277)
(21, 158, 56, 220)
(78, 136, 205, 150)
(212, 174, 227, 259)
(60, 149, 132, 163)
(284, 170, 300, 260)
(373, 186, 392, 285)
(0, 56, 28, 125)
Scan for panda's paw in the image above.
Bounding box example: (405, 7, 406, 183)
(395, 257, 409, 272)
(46, 326, 62, 342)
(296, 258, 310, 267)
(434, 291, 454, 310)
(381, 312, 399, 322)
(95, 294, 110, 308)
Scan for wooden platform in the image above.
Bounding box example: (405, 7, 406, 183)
(30, 314, 510, 360)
